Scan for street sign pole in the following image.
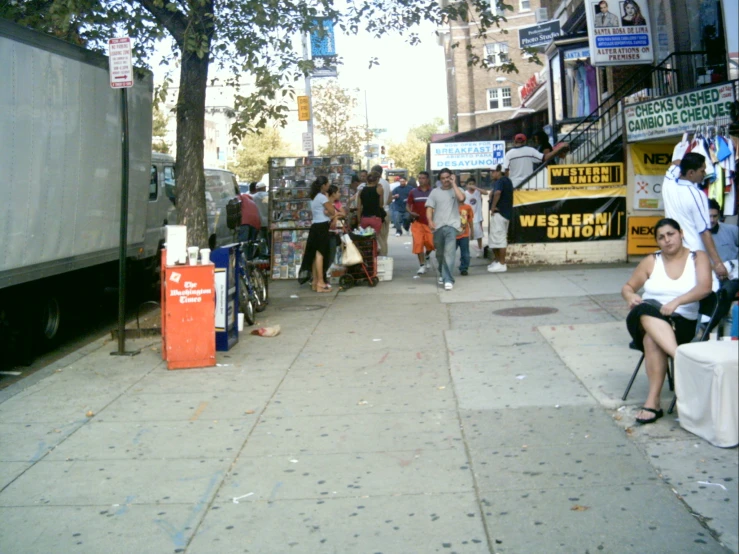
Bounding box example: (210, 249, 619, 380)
(301, 33, 314, 156)
(108, 37, 139, 357)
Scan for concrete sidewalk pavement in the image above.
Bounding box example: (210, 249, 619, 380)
(0, 234, 736, 553)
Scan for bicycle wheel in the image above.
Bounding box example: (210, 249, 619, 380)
(249, 266, 268, 312)
(239, 274, 256, 326)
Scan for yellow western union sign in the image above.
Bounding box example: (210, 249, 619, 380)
(297, 96, 310, 121)
(548, 163, 624, 188)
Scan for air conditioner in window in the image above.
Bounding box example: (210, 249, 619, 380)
(535, 7, 548, 22)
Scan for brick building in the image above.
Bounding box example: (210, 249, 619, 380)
(439, 0, 559, 133)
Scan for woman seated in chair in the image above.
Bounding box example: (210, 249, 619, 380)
(621, 218, 712, 424)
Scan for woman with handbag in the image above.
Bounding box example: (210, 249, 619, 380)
(298, 176, 335, 292)
(356, 171, 385, 236)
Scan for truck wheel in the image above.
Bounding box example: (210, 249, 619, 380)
(37, 295, 62, 347)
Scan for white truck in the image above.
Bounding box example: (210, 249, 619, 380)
(0, 20, 172, 363)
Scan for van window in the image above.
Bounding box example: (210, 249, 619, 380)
(205, 170, 236, 200)
(149, 166, 158, 200)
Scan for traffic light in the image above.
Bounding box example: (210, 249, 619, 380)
(380, 145, 386, 156)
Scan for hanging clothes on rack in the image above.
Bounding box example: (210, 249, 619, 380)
(575, 61, 589, 117)
(585, 61, 598, 113)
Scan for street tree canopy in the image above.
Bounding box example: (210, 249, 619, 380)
(2, 0, 517, 246)
(313, 81, 371, 160)
(229, 127, 295, 182)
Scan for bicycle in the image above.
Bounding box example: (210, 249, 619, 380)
(234, 234, 269, 327)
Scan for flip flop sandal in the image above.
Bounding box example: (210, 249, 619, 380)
(635, 407, 664, 425)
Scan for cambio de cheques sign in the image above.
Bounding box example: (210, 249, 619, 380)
(626, 84, 733, 140)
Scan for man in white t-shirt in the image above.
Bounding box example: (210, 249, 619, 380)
(503, 134, 567, 188)
(663, 152, 728, 281)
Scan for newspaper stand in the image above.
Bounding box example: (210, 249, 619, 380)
(339, 233, 379, 288)
(212, 244, 239, 351)
(161, 257, 216, 370)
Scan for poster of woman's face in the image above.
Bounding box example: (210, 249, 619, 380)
(619, 0, 648, 26)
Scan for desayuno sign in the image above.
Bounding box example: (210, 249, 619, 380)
(429, 141, 505, 169)
(625, 83, 735, 142)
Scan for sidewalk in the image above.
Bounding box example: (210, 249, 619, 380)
(0, 234, 736, 553)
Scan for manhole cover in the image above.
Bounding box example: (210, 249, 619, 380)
(278, 305, 326, 312)
(493, 307, 559, 317)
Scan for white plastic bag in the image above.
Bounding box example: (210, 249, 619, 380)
(341, 234, 363, 266)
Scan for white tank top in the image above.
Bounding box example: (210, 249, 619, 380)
(643, 251, 699, 320)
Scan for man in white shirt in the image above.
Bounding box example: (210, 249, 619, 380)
(663, 152, 728, 280)
(371, 164, 391, 256)
(503, 134, 566, 188)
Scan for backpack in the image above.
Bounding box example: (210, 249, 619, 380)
(226, 197, 242, 230)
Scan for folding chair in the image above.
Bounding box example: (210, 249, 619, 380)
(621, 290, 727, 414)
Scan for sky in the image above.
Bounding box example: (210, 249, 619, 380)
(150, 20, 449, 145)
(328, 21, 449, 142)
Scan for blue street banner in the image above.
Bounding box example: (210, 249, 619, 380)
(310, 19, 336, 58)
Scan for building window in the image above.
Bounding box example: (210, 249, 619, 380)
(482, 0, 506, 16)
(487, 87, 512, 110)
(520, 0, 531, 11)
(484, 42, 509, 66)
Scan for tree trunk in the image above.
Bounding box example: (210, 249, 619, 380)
(175, 49, 210, 248)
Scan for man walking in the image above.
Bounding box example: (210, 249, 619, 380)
(407, 171, 435, 275)
(504, 134, 566, 188)
(391, 177, 412, 236)
(487, 164, 513, 273)
(371, 164, 391, 256)
(663, 152, 728, 280)
(426, 168, 465, 290)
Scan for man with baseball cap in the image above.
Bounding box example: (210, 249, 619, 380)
(503, 133, 567, 188)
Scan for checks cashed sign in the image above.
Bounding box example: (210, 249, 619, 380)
(429, 141, 505, 170)
(625, 83, 735, 142)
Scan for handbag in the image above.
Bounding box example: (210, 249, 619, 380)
(341, 234, 363, 266)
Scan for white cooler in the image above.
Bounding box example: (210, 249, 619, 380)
(675, 341, 739, 448)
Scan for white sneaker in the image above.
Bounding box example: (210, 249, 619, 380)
(438, 277, 444, 285)
(416, 264, 427, 275)
(487, 261, 500, 270)
(488, 264, 507, 273)
(476, 251, 483, 258)
(444, 282, 453, 291)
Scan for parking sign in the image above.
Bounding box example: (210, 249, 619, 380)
(108, 37, 133, 89)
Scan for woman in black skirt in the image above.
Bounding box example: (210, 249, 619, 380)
(298, 176, 334, 291)
(621, 218, 711, 424)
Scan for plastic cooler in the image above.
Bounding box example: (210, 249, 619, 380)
(377, 256, 394, 281)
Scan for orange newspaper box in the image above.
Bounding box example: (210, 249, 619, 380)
(162, 262, 216, 370)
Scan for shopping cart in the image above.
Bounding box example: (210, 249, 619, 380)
(339, 233, 379, 288)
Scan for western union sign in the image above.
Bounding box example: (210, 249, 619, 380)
(297, 96, 310, 121)
(548, 163, 624, 188)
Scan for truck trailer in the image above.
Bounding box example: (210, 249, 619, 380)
(0, 19, 170, 364)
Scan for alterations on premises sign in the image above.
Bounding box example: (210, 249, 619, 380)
(548, 163, 624, 187)
(429, 141, 505, 170)
(625, 83, 736, 142)
(108, 37, 133, 88)
(584, 0, 653, 66)
(519, 20, 561, 50)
